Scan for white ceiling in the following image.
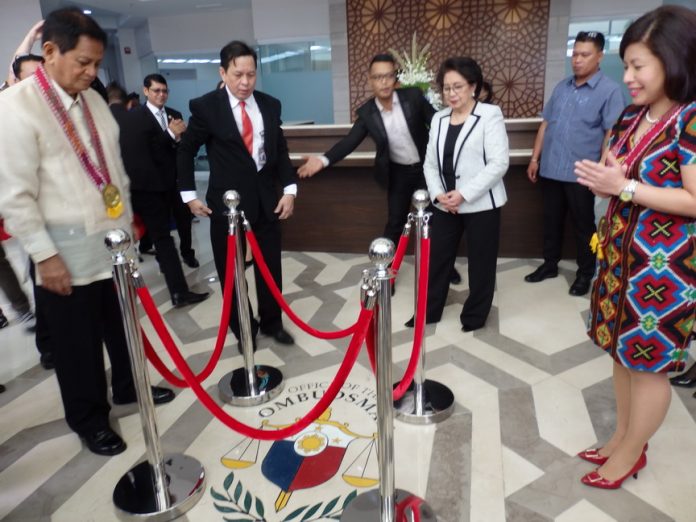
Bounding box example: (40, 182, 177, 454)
(43, 0, 250, 26)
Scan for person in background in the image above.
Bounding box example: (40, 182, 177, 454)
(574, 5, 696, 489)
(525, 31, 625, 296)
(421, 56, 509, 332)
(298, 53, 462, 287)
(2, 20, 43, 88)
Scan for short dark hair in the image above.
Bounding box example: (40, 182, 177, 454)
(220, 40, 257, 71)
(436, 56, 483, 98)
(106, 81, 127, 104)
(127, 92, 140, 102)
(620, 5, 696, 104)
(12, 54, 43, 78)
(575, 31, 605, 52)
(42, 7, 107, 54)
(369, 53, 396, 69)
(479, 80, 493, 103)
(144, 73, 167, 88)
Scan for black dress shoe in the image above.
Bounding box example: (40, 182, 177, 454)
(569, 275, 592, 296)
(524, 263, 558, 283)
(113, 386, 176, 405)
(81, 427, 126, 456)
(40, 352, 55, 370)
(461, 323, 484, 332)
(171, 290, 210, 308)
(263, 328, 294, 345)
(450, 268, 462, 285)
(670, 363, 696, 387)
(0, 383, 5, 393)
(182, 255, 200, 268)
(236, 336, 258, 355)
(405, 316, 414, 328)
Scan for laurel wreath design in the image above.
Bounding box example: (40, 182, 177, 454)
(211, 471, 358, 521)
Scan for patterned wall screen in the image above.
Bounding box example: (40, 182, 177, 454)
(346, 0, 550, 118)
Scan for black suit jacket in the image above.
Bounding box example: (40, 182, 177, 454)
(113, 104, 182, 192)
(324, 87, 436, 188)
(177, 89, 296, 223)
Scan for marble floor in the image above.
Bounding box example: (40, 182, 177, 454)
(1, 222, 695, 522)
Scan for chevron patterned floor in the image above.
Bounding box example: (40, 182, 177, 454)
(1, 222, 695, 522)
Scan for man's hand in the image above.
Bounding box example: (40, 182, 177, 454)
(169, 118, 187, 140)
(298, 156, 324, 178)
(274, 194, 295, 220)
(187, 198, 212, 217)
(527, 160, 539, 183)
(38, 254, 72, 296)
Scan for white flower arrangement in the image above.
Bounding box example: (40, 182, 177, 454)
(389, 32, 442, 109)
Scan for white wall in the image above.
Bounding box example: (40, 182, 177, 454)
(114, 28, 143, 93)
(570, 0, 661, 19)
(148, 4, 255, 55)
(252, 0, 330, 43)
(1, 0, 43, 80)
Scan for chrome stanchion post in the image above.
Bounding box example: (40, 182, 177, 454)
(394, 190, 454, 425)
(342, 238, 436, 522)
(217, 190, 284, 406)
(106, 229, 205, 521)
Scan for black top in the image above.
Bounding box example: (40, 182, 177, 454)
(443, 122, 464, 192)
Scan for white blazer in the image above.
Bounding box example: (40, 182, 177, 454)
(424, 101, 509, 214)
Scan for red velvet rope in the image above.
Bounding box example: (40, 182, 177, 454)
(365, 316, 376, 374)
(245, 230, 360, 339)
(156, 305, 374, 440)
(393, 236, 430, 401)
(396, 495, 423, 522)
(390, 230, 411, 283)
(137, 234, 236, 387)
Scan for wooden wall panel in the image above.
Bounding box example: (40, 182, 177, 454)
(345, 0, 550, 118)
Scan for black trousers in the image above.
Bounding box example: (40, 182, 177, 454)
(210, 214, 283, 340)
(427, 207, 501, 328)
(384, 163, 427, 245)
(29, 262, 52, 356)
(540, 177, 596, 277)
(0, 241, 30, 315)
(170, 190, 194, 259)
(131, 190, 189, 298)
(37, 280, 134, 435)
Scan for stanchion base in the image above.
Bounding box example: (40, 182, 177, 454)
(393, 379, 455, 425)
(218, 365, 284, 406)
(341, 488, 437, 522)
(113, 454, 205, 521)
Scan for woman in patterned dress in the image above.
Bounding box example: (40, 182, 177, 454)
(574, 5, 696, 489)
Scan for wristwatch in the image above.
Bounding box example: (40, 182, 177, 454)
(619, 179, 639, 202)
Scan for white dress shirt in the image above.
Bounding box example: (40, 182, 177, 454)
(146, 101, 177, 141)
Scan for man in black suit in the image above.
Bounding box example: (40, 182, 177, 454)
(112, 75, 208, 308)
(177, 40, 296, 347)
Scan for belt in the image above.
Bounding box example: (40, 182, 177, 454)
(390, 161, 422, 169)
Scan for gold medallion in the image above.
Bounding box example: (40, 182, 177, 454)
(597, 216, 608, 243)
(102, 183, 124, 219)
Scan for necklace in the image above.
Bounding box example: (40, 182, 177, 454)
(645, 109, 658, 124)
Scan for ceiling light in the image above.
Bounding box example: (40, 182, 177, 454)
(83, 9, 92, 14)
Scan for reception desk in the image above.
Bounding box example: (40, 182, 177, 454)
(280, 118, 577, 258)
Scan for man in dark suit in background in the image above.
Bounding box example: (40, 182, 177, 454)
(112, 75, 208, 308)
(177, 40, 297, 348)
(298, 53, 460, 285)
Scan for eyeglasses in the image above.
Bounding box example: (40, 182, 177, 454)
(370, 72, 396, 83)
(148, 88, 169, 94)
(442, 83, 468, 95)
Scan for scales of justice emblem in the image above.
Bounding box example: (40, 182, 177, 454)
(221, 409, 378, 513)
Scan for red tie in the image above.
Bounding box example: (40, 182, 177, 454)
(239, 100, 253, 155)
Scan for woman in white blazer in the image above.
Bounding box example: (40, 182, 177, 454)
(422, 57, 509, 331)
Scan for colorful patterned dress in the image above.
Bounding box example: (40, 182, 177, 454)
(588, 102, 696, 373)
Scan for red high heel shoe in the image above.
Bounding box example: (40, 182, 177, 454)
(581, 452, 647, 489)
(578, 443, 648, 465)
